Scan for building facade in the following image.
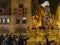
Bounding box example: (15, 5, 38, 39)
(0, 0, 32, 33)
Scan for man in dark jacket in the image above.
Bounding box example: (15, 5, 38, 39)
(49, 40, 56, 45)
(18, 34, 24, 45)
(18, 34, 29, 45)
(0, 33, 4, 45)
(46, 35, 50, 45)
(6, 34, 13, 45)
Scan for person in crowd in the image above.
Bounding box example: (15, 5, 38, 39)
(0, 33, 4, 45)
(46, 35, 49, 45)
(38, 42, 42, 45)
(13, 35, 18, 45)
(39, 23, 46, 30)
(18, 34, 25, 45)
(45, 24, 49, 30)
(6, 34, 14, 45)
(18, 34, 29, 45)
(4, 34, 9, 45)
(23, 35, 30, 45)
(49, 40, 56, 45)
(32, 25, 37, 30)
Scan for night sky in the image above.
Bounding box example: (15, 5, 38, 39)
(38, 0, 60, 14)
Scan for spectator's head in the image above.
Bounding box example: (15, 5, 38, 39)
(0, 33, 4, 37)
(19, 33, 22, 37)
(50, 40, 56, 45)
(51, 14, 55, 19)
(5, 34, 9, 37)
(39, 41, 42, 45)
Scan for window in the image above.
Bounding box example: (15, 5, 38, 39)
(6, 18, 10, 23)
(0, 0, 11, 8)
(32, 0, 37, 16)
(22, 17, 27, 24)
(0, 18, 10, 24)
(0, 9, 3, 13)
(18, 8, 23, 16)
(16, 19, 20, 24)
(18, 4, 23, 16)
(19, 4, 23, 8)
(3, 18, 5, 23)
(22, 20, 27, 24)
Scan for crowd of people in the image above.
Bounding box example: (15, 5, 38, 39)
(0, 33, 57, 45)
(0, 33, 29, 45)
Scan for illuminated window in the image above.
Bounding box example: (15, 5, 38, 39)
(6, 18, 9, 23)
(22, 17, 27, 24)
(3, 18, 5, 23)
(0, 18, 10, 24)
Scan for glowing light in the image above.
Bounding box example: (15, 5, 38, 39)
(22, 17, 27, 20)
